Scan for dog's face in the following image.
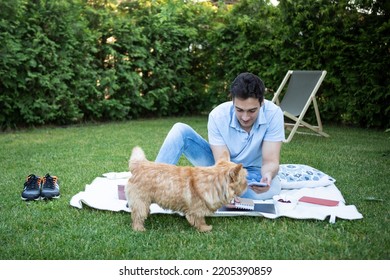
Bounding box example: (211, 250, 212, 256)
(230, 163, 248, 197)
(216, 160, 248, 198)
(218, 150, 247, 196)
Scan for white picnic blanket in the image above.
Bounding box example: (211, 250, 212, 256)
(69, 172, 363, 223)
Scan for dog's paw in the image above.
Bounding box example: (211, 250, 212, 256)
(198, 224, 212, 232)
(132, 224, 146, 232)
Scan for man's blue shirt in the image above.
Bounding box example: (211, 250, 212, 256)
(207, 100, 285, 174)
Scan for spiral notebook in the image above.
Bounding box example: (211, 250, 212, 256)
(224, 197, 255, 210)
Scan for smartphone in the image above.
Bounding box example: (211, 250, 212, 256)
(249, 182, 268, 187)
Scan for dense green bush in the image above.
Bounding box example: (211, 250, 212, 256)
(0, 0, 101, 127)
(277, 0, 390, 127)
(204, 0, 282, 104)
(0, 0, 388, 129)
(117, 0, 212, 117)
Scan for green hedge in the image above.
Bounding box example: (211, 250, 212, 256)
(0, 0, 388, 129)
(277, 0, 390, 128)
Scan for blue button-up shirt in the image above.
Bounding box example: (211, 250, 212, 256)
(207, 100, 285, 177)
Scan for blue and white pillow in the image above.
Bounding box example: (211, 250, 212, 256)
(278, 164, 336, 189)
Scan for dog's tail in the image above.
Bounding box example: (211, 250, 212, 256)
(129, 146, 147, 171)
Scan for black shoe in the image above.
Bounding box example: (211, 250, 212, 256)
(41, 173, 60, 199)
(21, 174, 42, 201)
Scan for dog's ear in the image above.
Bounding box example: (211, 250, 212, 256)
(229, 163, 243, 180)
(219, 150, 230, 162)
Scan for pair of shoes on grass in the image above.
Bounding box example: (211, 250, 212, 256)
(21, 174, 60, 201)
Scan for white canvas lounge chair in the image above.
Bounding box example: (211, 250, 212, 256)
(272, 70, 329, 143)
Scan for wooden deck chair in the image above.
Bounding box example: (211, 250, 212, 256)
(272, 70, 329, 143)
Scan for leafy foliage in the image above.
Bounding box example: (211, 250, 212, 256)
(0, 0, 388, 129)
(277, 0, 390, 127)
(205, 0, 282, 104)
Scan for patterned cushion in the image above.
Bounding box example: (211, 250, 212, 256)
(278, 164, 336, 189)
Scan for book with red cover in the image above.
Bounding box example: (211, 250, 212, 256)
(298, 196, 339, 206)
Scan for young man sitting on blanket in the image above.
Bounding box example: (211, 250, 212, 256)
(155, 72, 285, 200)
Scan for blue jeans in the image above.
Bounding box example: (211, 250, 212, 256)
(155, 123, 281, 200)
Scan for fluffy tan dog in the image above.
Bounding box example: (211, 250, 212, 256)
(126, 146, 247, 232)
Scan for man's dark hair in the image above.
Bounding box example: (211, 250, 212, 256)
(230, 72, 265, 103)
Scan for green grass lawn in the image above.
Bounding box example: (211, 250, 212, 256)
(0, 117, 389, 259)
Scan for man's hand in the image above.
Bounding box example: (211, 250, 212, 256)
(249, 170, 274, 193)
(250, 184, 271, 194)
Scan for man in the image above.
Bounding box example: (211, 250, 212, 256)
(155, 72, 285, 200)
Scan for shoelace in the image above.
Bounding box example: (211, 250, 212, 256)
(25, 174, 41, 189)
(43, 174, 57, 189)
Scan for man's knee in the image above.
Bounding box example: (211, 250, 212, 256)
(171, 122, 191, 133)
(169, 122, 195, 140)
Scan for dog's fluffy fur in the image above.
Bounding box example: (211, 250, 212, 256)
(125, 146, 247, 232)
